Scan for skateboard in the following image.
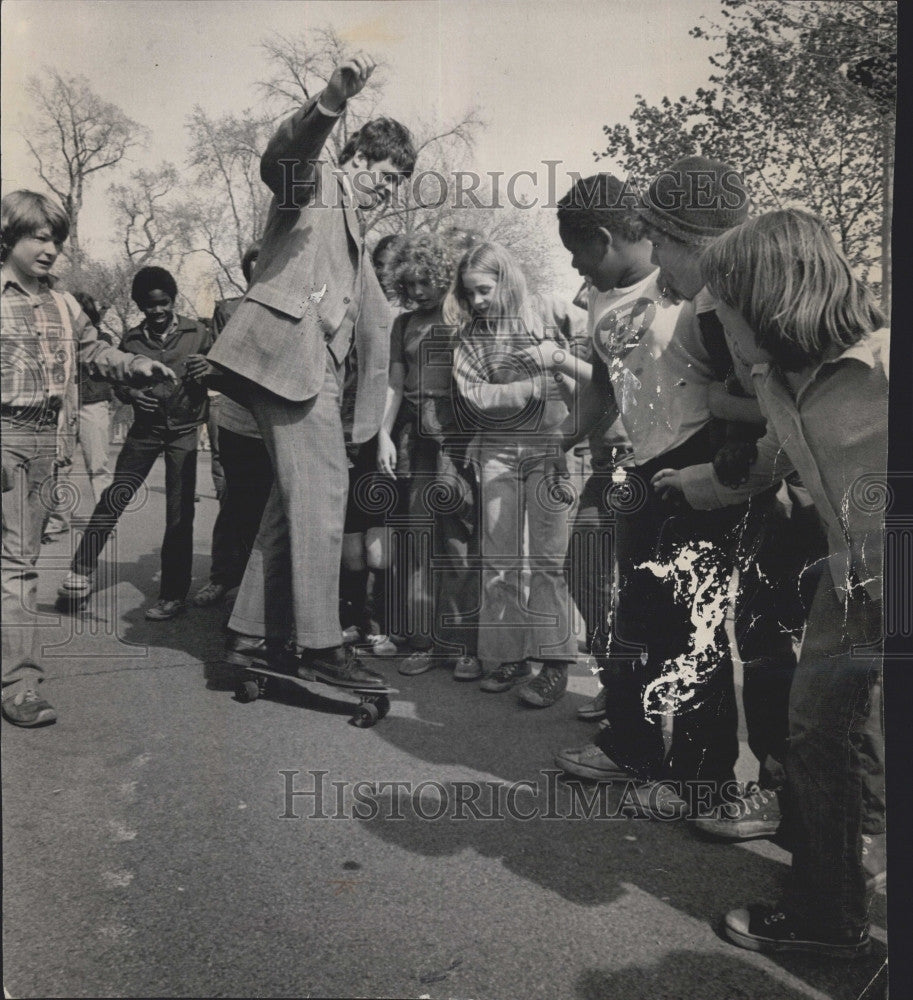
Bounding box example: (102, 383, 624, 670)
(232, 662, 397, 728)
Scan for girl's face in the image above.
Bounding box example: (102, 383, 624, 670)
(8, 227, 61, 284)
(405, 277, 444, 310)
(461, 269, 498, 316)
(715, 300, 770, 368)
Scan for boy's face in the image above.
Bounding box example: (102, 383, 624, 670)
(345, 154, 405, 210)
(139, 289, 175, 335)
(559, 222, 625, 293)
(7, 227, 61, 282)
(648, 229, 703, 302)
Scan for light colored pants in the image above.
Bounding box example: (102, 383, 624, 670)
(2, 419, 58, 698)
(476, 440, 577, 666)
(43, 401, 113, 535)
(78, 400, 114, 501)
(229, 356, 348, 650)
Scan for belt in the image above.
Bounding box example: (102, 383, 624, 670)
(1, 401, 61, 426)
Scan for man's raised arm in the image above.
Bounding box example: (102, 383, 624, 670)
(260, 54, 377, 203)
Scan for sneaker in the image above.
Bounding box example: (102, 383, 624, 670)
(58, 571, 92, 598)
(862, 833, 886, 892)
(723, 904, 871, 958)
(145, 599, 185, 621)
(694, 782, 781, 840)
(398, 649, 437, 676)
(518, 662, 569, 707)
(364, 633, 398, 657)
(301, 645, 386, 689)
(193, 582, 228, 607)
(480, 660, 532, 692)
(631, 781, 688, 819)
(577, 686, 608, 721)
(341, 625, 364, 645)
(554, 744, 631, 781)
(1, 689, 57, 727)
(453, 655, 483, 681)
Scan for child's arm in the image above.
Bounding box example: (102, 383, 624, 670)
(74, 306, 175, 386)
(260, 55, 376, 202)
(560, 355, 618, 450)
(707, 381, 765, 425)
(652, 421, 797, 509)
(377, 361, 405, 477)
(453, 340, 557, 419)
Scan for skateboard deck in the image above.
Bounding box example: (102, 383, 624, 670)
(233, 662, 397, 727)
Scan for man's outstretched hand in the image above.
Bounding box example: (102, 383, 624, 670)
(323, 54, 377, 112)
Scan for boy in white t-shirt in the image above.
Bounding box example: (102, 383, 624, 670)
(546, 170, 753, 815)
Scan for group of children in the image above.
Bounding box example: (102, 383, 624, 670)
(0, 68, 888, 965)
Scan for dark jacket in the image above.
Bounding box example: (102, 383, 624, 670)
(79, 327, 116, 406)
(117, 315, 213, 434)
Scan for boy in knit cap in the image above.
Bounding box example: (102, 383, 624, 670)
(637, 158, 829, 832)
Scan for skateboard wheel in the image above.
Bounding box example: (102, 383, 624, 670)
(351, 702, 379, 728)
(235, 680, 260, 703)
(372, 694, 391, 720)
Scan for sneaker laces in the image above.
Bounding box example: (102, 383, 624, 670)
(726, 781, 776, 818)
(492, 661, 524, 682)
(531, 665, 564, 694)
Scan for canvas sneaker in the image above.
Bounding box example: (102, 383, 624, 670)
(480, 660, 532, 692)
(723, 904, 871, 958)
(694, 782, 782, 840)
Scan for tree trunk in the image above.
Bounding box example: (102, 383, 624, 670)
(880, 122, 893, 314)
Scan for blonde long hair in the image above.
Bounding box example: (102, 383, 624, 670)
(454, 242, 542, 341)
(701, 208, 884, 371)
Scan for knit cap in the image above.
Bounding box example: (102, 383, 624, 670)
(639, 156, 749, 243)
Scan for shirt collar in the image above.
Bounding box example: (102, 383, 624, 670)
(750, 335, 878, 388)
(142, 314, 179, 343)
(0, 267, 56, 294)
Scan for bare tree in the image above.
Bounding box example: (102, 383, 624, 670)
(108, 163, 186, 267)
(181, 107, 275, 295)
(23, 69, 148, 254)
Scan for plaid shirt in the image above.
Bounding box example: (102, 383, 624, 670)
(1, 271, 136, 410)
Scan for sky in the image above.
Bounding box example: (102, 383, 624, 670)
(1, 0, 722, 303)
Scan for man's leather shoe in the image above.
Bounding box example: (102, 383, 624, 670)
(224, 633, 296, 672)
(300, 645, 386, 689)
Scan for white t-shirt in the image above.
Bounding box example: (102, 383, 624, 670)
(589, 269, 716, 464)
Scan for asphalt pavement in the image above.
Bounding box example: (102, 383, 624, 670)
(2, 453, 888, 999)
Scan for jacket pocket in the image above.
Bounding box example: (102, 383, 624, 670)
(244, 283, 311, 321)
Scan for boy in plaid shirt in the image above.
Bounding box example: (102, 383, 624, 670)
(1, 191, 175, 727)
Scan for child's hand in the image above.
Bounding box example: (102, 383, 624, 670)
(130, 388, 160, 413)
(651, 468, 683, 500)
(376, 430, 397, 478)
(185, 354, 216, 381)
(324, 54, 376, 111)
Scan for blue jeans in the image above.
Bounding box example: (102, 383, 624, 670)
(785, 572, 884, 934)
(71, 425, 199, 601)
